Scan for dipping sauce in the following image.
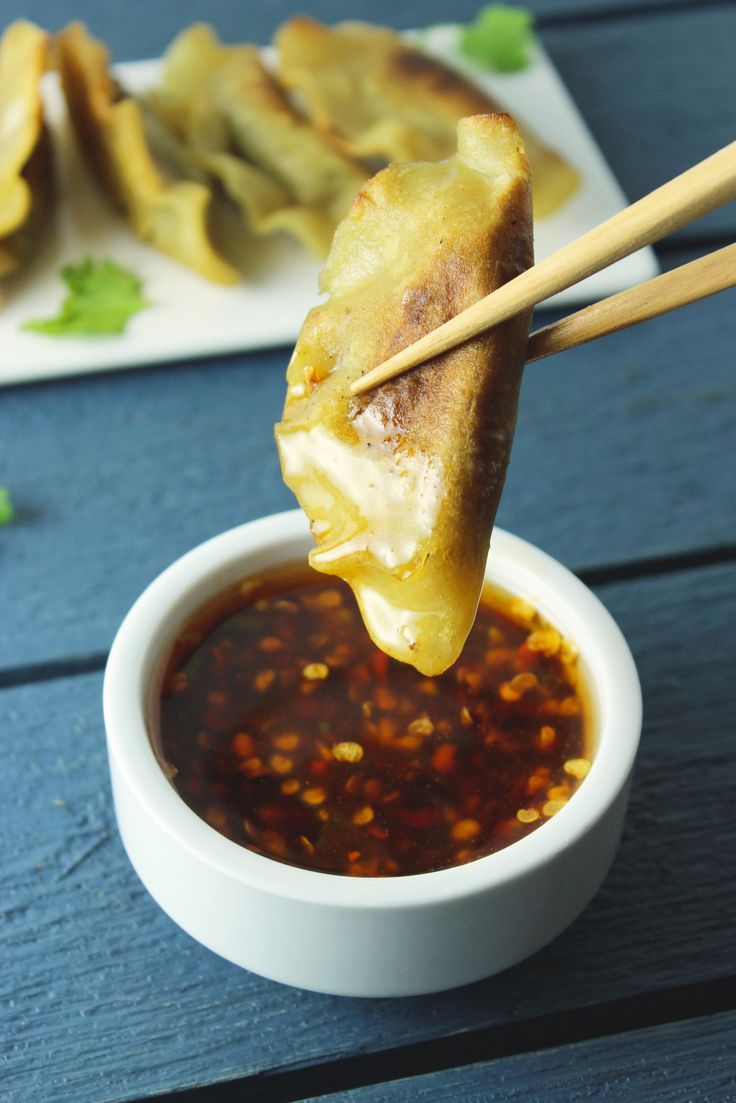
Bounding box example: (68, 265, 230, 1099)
(157, 564, 591, 877)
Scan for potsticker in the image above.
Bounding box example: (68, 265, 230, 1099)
(152, 24, 366, 257)
(55, 23, 237, 283)
(276, 114, 533, 676)
(276, 16, 579, 219)
(0, 21, 52, 279)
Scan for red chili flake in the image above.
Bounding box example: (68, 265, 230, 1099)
(402, 808, 434, 829)
(257, 805, 284, 826)
(347, 850, 362, 863)
(371, 651, 389, 678)
(369, 824, 389, 841)
(345, 774, 362, 795)
(516, 642, 541, 670)
(432, 743, 456, 773)
(308, 759, 328, 776)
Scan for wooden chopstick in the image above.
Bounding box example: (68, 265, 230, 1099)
(526, 243, 736, 363)
(351, 141, 736, 395)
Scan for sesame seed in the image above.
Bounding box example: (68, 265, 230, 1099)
(302, 787, 327, 805)
(539, 725, 557, 748)
(543, 799, 568, 817)
(205, 807, 227, 832)
(274, 733, 300, 751)
(313, 589, 343, 609)
(526, 629, 561, 656)
(270, 754, 293, 775)
(559, 696, 581, 716)
(332, 741, 364, 763)
(564, 758, 591, 779)
(303, 662, 329, 681)
(510, 672, 538, 693)
(510, 598, 536, 622)
(408, 715, 434, 736)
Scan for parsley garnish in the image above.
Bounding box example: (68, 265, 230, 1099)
(23, 258, 150, 337)
(460, 5, 535, 73)
(0, 487, 14, 526)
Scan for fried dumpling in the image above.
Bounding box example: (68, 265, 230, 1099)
(152, 24, 367, 257)
(276, 114, 533, 676)
(207, 47, 367, 256)
(276, 16, 579, 219)
(0, 21, 51, 279)
(147, 26, 292, 236)
(55, 23, 237, 283)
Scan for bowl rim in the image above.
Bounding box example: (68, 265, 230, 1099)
(103, 509, 641, 910)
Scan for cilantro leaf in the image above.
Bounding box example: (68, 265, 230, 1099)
(461, 5, 535, 73)
(23, 258, 150, 337)
(0, 487, 14, 526)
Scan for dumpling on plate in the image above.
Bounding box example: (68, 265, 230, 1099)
(55, 22, 237, 283)
(143, 28, 290, 245)
(275, 113, 533, 676)
(276, 16, 579, 219)
(0, 21, 52, 279)
(150, 24, 368, 258)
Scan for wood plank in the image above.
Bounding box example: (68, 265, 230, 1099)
(2, 1, 697, 59)
(542, 6, 736, 242)
(302, 1012, 736, 1103)
(2, 563, 734, 1102)
(2, 248, 734, 668)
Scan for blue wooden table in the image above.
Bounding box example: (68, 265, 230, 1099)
(2, 2, 735, 1100)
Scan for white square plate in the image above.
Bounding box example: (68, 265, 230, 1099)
(0, 27, 658, 386)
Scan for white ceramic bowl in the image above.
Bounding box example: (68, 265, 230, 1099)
(103, 510, 641, 997)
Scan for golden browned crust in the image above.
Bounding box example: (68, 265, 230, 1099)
(148, 23, 366, 257)
(388, 46, 498, 113)
(276, 113, 533, 675)
(55, 22, 238, 283)
(276, 16, 580, 218)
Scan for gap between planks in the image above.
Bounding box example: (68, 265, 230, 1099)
(535, 0, 735, 30)
(1, 543, 736, 692)
(654, 232, 735, 256)
(125, 975, 736, 1103)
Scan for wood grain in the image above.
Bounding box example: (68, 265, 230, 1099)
(2, 563, 734, 1102)
(3, 257, 734, 669)
(301, 1012, 736, 1102)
